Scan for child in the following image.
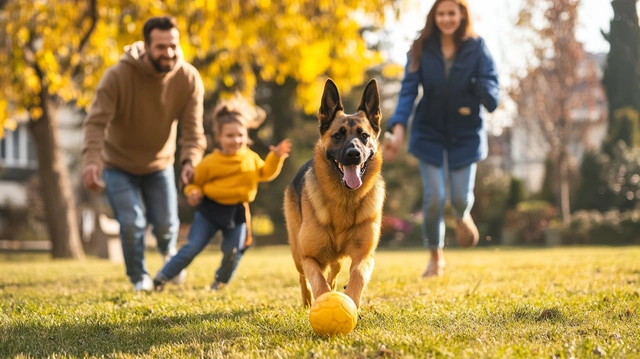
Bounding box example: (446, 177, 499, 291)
(154, 96, 291, 291)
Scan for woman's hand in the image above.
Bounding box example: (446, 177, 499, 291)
(271, 138, 292, 158)
(383, 124, 405, 161)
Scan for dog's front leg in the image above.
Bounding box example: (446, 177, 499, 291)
(301, 256, 331, 301)
(344, 254, 374, 308)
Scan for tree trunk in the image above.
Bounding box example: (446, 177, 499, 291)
(558, 148, 572, 225)
(89, 191, 109, 259)
(269, 77, 297, 141)
(28, 96, 85, 259)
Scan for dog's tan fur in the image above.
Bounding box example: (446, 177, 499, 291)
(284, 79, 385, 308)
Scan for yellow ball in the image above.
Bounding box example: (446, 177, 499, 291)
(308, 291, 358, 336)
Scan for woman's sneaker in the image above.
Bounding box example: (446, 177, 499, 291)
(456, 214, 479, 248)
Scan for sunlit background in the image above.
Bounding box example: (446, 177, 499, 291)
(0, 0, 638, 259)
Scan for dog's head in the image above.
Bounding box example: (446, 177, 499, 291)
(317, 78, 382, 190)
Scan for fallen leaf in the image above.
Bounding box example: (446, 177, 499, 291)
(375, 344, 392, 357)
(592, 346, 604, 356)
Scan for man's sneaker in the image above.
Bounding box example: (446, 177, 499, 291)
(163, 253, 187, 285)
(456, 214, 479, 248)
(133, 275, 153, 292)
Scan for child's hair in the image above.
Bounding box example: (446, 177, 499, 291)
(211, 95, 267, 138)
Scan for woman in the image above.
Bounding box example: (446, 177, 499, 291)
(384, 0, 499, 277)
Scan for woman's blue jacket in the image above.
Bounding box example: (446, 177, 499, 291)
(387, 36, 499, 169)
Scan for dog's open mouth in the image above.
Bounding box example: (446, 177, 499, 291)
(330, 153, 373, 190)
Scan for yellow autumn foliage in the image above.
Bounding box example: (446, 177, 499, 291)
(0, 0, 402, 135)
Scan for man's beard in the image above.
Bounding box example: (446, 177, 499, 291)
(148, 53, 177, 73)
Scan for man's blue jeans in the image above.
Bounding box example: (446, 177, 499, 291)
(160, 211, 246, 285)
(103, 167, 179, 283)
(418, 160, 477, 249)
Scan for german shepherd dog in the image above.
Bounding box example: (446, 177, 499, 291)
(284, 79, 385, 308)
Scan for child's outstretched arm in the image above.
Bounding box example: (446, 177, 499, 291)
(269, 138, 292, 158)
(258, 138, 291, 182)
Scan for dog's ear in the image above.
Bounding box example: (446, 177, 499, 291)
(318, 79, 344, 135)
(358, 79, 381, 135)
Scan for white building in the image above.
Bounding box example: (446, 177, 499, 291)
(0, 107, 84, 239)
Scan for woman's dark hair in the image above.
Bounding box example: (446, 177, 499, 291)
(408, 0, 476, 73)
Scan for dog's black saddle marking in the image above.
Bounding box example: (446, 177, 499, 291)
(291, 159, 314, 214)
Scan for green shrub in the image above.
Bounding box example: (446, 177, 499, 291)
(620, 210, 640, 244)
(573, 142, 640, 213)
(503, 200, 559, 245)
(507, 176, 527, 209)
(563, 210, 600, 244)
(564, 209, 640, 244)
(471, 166, 513, 245)
(572, 150, 614, 212)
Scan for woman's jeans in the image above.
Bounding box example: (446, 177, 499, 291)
(418, 160, 477, 249)
(160, 211, 246, 285)
(103, 167, 179, 284)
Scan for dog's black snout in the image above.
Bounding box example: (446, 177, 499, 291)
(343, 148, 362, 166)
(346, 148, 361, 159)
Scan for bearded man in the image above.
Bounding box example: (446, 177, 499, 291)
(82, 16, 207, 292)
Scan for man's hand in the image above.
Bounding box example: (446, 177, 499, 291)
(382, 124, 405, 161)
(270, 138, 292, 158)
(181, 161, 195, 186)
(187, 189, 202, 207)
(82, 164, 105, 192)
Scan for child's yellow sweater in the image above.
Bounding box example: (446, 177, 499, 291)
(184, 147, 285, 205)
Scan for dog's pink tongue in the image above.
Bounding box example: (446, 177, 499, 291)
(343, 165, 362, 189)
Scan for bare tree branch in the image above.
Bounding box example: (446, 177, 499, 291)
(70, 0, 97, 77)
(510, 0, 606, 223)
(77, 0, 97, 54)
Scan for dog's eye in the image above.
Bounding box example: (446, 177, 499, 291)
(360, 133, 369, 140)
(333, 133, 341, 140)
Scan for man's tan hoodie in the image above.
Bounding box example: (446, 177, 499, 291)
(82, 42, 206, 175)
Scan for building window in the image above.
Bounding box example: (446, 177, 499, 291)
(0, 124, 38, 169)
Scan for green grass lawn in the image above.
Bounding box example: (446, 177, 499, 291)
(1, 246, 639, 358)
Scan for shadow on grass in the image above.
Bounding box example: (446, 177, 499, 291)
(0, 277, 124, 291)
(511, 304, 566, 323)
(1, 307, 296, 357)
